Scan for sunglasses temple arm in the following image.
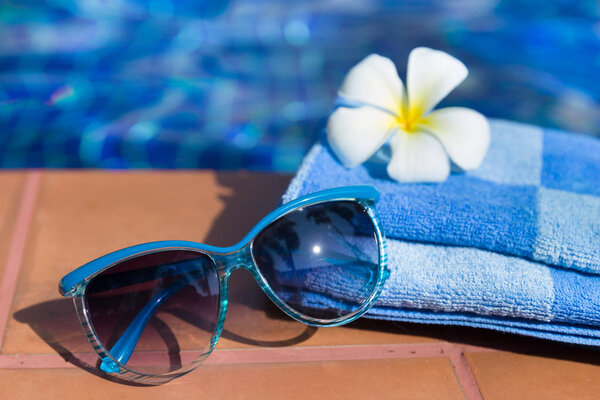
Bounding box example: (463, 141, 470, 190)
(99, 279, 189, 373)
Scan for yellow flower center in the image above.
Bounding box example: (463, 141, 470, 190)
(396, 104, 424, 133)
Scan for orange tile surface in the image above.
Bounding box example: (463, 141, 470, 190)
(467, 351, 600, 400)
(0, 172, 24, 278)
(0, 358, 464, 400)
(0, 170, 599, 399)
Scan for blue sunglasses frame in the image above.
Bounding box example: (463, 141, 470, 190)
(59, 185, 389, 384)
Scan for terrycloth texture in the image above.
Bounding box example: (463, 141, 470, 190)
(283, 119, 600, 345)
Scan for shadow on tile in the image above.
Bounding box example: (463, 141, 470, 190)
(12, 298, 151, 386)
(202, 171, 292, 247)
(352, 317, 600, 367)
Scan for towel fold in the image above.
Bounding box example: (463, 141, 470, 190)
(282, 119, 600, 346)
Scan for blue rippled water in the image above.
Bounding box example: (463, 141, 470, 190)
(1, 0, 599, 170)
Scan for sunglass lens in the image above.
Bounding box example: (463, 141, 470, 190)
(85, 250, 220, 375)
(252, 201, 380, 321)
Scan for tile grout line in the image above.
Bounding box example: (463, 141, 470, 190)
(446, 344, 484, 400)
(0, 342, 497, 369)
(0, 171, 41, 350)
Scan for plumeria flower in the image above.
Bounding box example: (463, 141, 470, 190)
(327, 47, 490, 182)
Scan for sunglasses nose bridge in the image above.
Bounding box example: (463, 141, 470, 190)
(213, 245, 254, 275)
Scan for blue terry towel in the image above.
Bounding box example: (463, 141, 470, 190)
(282, 119, 600, 346)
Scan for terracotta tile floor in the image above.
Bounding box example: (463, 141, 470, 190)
(1, 171, 600, 399)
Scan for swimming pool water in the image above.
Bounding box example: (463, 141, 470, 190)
(1, 0, 599, 170)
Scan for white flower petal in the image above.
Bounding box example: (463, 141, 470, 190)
(420, 107, 490, 170)
(338, 54, 404, 115)
(327, 106, 397, 168)
(387, 130, 450, 182)
(406, 47, 468, 117)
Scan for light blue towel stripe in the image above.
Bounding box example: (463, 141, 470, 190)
(376, 240, 556, 323)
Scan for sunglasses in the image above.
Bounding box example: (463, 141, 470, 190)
(58, 185, 388, 384)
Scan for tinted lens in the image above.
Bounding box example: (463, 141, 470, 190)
(252, 201, 380, 320)
(85, 250, 220, 375)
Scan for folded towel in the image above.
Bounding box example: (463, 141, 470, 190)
(282, 119, 600, 346)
